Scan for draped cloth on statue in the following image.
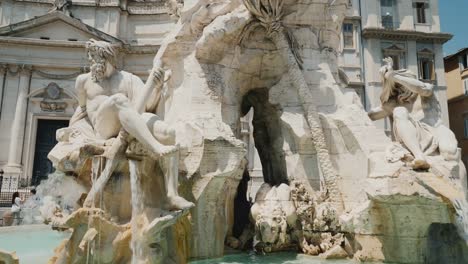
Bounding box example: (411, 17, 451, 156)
(393, 116, 439, 157)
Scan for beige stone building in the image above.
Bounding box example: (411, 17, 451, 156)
(446, 48, 468, 167)
(0, 0, 173, 187)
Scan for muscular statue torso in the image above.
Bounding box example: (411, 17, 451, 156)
(76, 71, 144, 140)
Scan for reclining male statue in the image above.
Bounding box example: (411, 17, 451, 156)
(368, 57, 458, 170)
(49, 39, 193, 211)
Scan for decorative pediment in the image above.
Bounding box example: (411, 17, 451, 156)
(417, 48, 434, 56)
(29, 82, 77, 112)
(0, 11, 123, 44)
(383, 44, 405, 52)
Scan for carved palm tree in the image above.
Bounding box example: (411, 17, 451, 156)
(240, 0, 343, 211)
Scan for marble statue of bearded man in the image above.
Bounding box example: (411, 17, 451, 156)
(49, 39, 193, 210)
(368, 57, 458, 170)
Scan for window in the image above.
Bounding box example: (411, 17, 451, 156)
(464, 79, 468, 95)
(418, 57, 434, 80)
(461, 54, 468, 71)
(415, 2, 427, 24)
(382, 43, 406, 70)
(464, 118, 468, 138)
(417, 49, 435, 81)
(381, 0, 397, 29)
(343, 23, 354, 49)
(389, 54, 401, 70)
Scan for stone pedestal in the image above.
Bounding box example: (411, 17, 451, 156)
(342, 168, 468, 263)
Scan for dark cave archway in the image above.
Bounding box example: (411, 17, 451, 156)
(241, 88, 288, 186)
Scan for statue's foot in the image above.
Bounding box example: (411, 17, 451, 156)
(412, 159, 430, 170)
(164, 195, 194, 211)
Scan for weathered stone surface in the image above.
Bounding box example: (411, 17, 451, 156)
(33, 0, 468, 263)
(0, 250, 19, 264)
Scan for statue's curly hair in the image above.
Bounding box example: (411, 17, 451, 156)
(85, 39, 117, 66)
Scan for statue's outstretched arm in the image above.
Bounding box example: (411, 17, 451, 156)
(386, 71, 433, 97)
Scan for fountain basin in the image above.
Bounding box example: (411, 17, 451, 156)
(0, 225, 70, 264)
(189, 252, 380, 264)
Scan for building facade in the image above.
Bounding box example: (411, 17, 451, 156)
(445, 48, 468, 167)
(0, 0, 453, 194)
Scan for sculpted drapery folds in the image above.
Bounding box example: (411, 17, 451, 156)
(240, 0, 344, 211)
(369, 57, 459, 169)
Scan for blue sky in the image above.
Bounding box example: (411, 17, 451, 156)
(440, 1, 468, 56)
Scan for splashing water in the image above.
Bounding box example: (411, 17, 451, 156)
(20, 171, 87, 224)
(130, 159, 147, 264)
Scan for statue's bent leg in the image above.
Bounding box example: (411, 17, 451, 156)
(140, 112, 193, 210)
(393, 107, 430, 169)
(160, 150, 194, 210)
(109, 94, 177, 157)
(435, 125, 458, 161)
(141, 113, 176, 145)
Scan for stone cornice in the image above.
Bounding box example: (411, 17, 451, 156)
(35, 68, 89, 80)
(127, 2, 169, 14)
(362, 28, 453, 44)
(12, 0, 170, 13)
(13, 0, 53, 4)
(0, 36, 90, 48)
(344, 16, 361, 22)
(125, 45, 161, 54)
(13, 0, 120, 7)
(0, 36, 159, 54)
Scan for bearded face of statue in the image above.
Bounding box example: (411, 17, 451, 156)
(85, 39, 118, 83)
(88, 52, 107, 83)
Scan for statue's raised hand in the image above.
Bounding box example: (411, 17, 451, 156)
(151, 67, 165, 87)
(380, 57, 395, 80)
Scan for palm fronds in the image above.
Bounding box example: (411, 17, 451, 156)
(240, 0, 303, 68)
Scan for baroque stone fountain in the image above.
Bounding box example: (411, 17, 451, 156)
(14, 0, 467, 263)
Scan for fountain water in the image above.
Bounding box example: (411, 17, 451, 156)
(129, 159, 148, 264)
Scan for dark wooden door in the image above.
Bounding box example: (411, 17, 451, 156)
(32, 119, 69, 186)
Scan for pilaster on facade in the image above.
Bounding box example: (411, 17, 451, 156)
(4, 64, 33, 176)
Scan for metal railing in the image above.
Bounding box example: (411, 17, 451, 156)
(0, 175, 34, 207)
(381, 20, 400, 30)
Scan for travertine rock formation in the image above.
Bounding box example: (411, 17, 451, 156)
(41, 0, 468, 263)
(0, 250, 19, 264)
